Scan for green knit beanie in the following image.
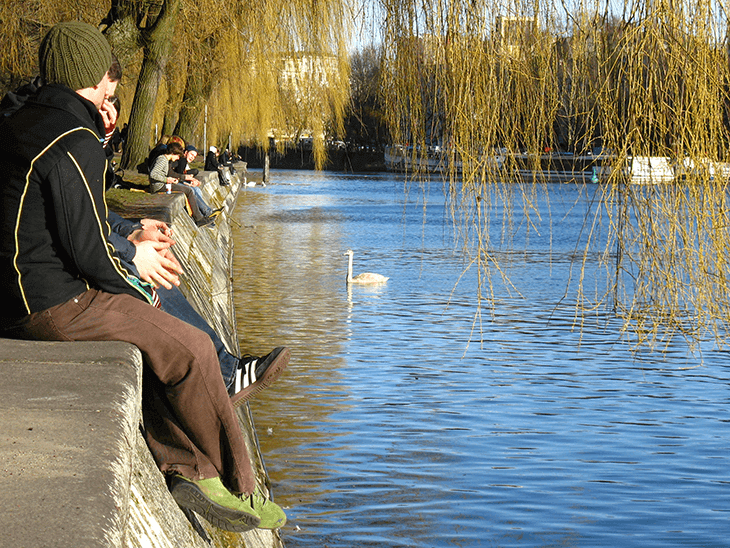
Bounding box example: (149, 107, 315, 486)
(39, 21, 112, 91)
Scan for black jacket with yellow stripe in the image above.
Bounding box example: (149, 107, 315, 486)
(0, 83, 153, 319)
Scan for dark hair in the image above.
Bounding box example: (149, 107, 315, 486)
(108, 51, 122, 82)
(167, 142, 185, 156)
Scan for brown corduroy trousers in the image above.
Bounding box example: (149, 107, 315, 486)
(1, 288, 254, 494)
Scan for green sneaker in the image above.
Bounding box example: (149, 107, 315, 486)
(169, 475, 261, 532)
(237, 488, 287, 529)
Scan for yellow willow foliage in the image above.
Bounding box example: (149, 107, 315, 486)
(0, 1, 107, 89)
(379, 0, 730, 349)
(105, 0, 350, 161)
(173, 0, 352, 165)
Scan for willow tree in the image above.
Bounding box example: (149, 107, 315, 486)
(164, 0, 352, 167)
(99, 0, 183, 170)
(378, 0, 730, 349)
(0, 0, 352, 171)
(0, 1, 107, 94)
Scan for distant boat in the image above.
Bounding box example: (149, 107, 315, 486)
(676, 157, 730, 182)
(625, 156, 730, 184)
(628, 156, 675, 184)
(384, 145, 456, 173)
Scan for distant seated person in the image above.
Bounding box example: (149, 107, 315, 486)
(168, 144, 220, 219)
(175, 144, 200, 178)
(149, 135, 173, 162)
(205, 145, 231, 186)
(205, 145, 219, 171)
(148, 141, 216, 228)
(219, 146, 237, 175)
(141, 135, 184, 174)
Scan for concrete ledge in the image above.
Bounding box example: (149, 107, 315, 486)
(0, 340, 142, 548)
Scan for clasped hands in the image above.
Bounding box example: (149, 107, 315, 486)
(129, 219, 182, 290)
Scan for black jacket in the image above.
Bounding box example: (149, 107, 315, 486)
(0, 84, 153, 318)
(205, 150, 220, 171)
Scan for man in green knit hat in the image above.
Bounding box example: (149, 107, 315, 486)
(0, 21, 286, 533)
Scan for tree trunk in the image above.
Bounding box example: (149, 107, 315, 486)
(118, 0, 182, 170)
(121, 52, 163, 170)
(174, 70, 213, 144)
(173, 36, 219, 145)
(162, 111, 177, 138)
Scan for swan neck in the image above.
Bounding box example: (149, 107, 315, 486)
(346, 253, 353, 282)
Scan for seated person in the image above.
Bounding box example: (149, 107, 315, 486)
(148, 141, 215, 227)
(177, 144, 200, 178)
(219, 146, 237, 175)
(205, 145, 231, 186)
(107, 211, 288, 405)
(205, 145, 220, 171)
(169, 144, 220, 218)
(0, 21, 286, 532)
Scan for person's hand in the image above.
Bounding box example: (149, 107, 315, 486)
(131, 240, 182, 289)
(99, 98, 118, 133)
(139, 219, 173, 238)
(189, 178, 201, 187)
(128, 221, 183, 276)
(129, 226, 175, 247)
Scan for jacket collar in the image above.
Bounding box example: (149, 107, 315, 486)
(29, 84, 106, 140)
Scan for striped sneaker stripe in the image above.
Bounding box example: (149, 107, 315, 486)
(234, 359, 258, 393)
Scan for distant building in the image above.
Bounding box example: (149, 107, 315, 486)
(274, 53, 341, 142)
(278, 53, 339, 101)
(496, 16, 537, 57)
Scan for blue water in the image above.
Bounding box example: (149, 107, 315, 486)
(231, 170, 730, 548)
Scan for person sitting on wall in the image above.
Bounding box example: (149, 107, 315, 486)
(0, 38, 273, 399)
(205, 145, 231, 186)
(148, 141, 216, 227)
(219, 146, 237, 176)
(175, 144, 201, 178)
(169, 144, 220, 219)
(205, 144, 219, 170)
(0, 21, 287, 532)
(92, 78, 282, 405)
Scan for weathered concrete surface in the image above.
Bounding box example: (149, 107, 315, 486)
(0, 340, 142, 548)
(0, 165, 285, 548)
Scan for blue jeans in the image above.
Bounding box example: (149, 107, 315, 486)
(188, 185, 212, 216)
(156, 284, 238, 387)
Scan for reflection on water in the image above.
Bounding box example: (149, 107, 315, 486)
(231, 171, 730, 548)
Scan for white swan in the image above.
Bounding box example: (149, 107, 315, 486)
(345, 249, 389, 284)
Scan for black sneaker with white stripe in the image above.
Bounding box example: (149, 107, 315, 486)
(228, 347, 290, 407)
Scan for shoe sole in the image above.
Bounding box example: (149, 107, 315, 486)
(230, 347, 290, 408)
(169, 477, 261, 532)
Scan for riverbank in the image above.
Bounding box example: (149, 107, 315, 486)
(0, 165, 284, 548)
(238, 145, 386, 172)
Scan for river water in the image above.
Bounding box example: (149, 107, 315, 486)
(230, 170, 730, 548)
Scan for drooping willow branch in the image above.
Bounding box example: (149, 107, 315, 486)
(379, 0, 730, 349)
